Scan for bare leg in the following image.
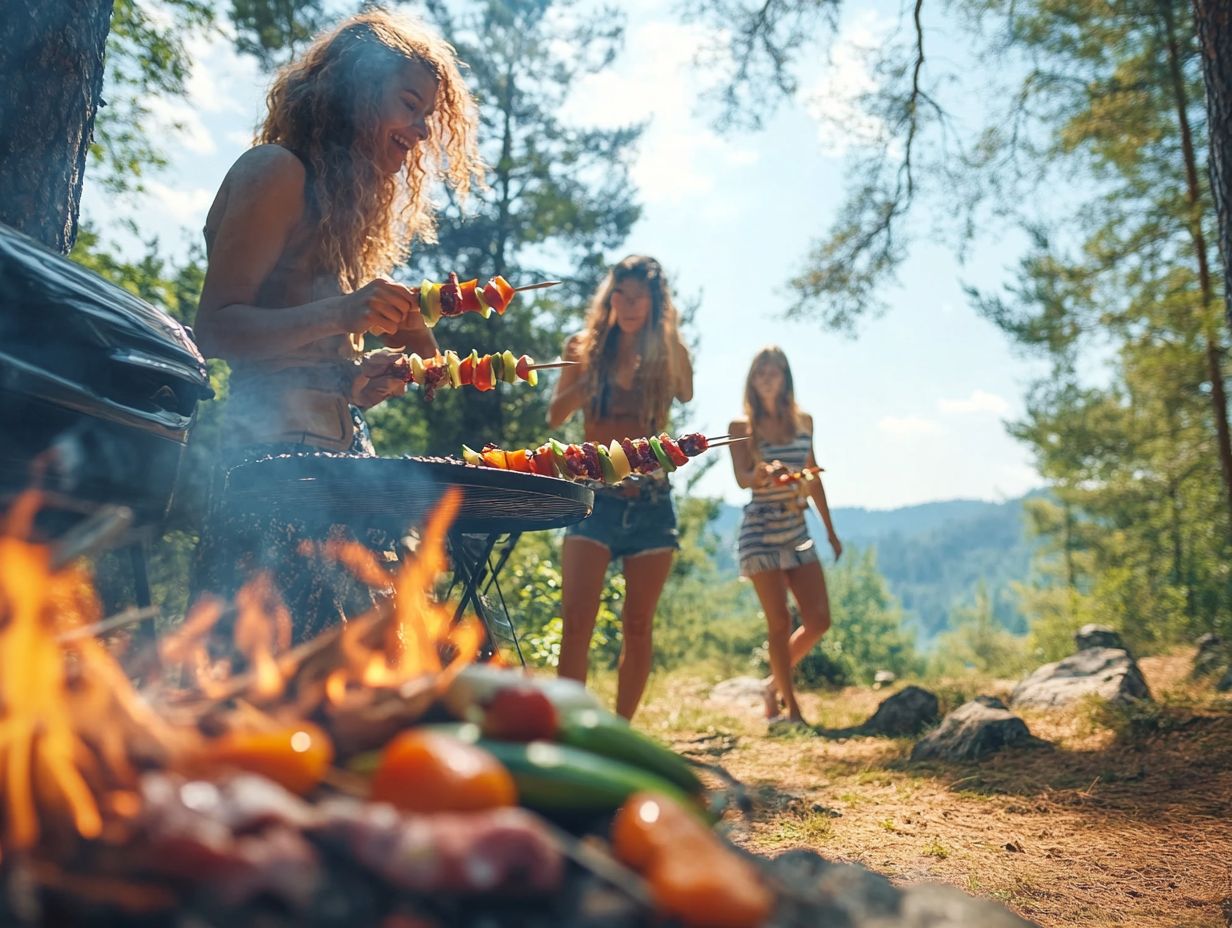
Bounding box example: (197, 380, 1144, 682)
(785, 559, 832, 663)
(557, 537, 612, 684)
(763, 559, 832, 710)
(750, 570, 803, 722)
(614, 549, 674, 720)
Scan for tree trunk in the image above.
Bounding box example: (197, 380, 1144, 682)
(1194, 0, 1232, 334)
(0, 0, 114, 253)
(1161, 1, 1232, 540)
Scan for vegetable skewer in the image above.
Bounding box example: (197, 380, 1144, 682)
(397, 350, 576, 400)
(460, 432, 727, 483)
(417, 274, 560, 327)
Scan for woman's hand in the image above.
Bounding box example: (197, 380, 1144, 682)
(350, 348, 409, 408)
(337, 278, 421, 336)
(828, 530, 843, 561)
(751, 460, 789, 490)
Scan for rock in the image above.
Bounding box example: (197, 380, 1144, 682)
(1011, 647, 1150, 709)
(1192, 633, 1228, 679)
(910, 698, 1047, 763)
(873, 670, 897, 689)
(859, 685, 940, 737)
(1074, 623, 1125, 652)
(764, 848, 1039, 927)
(708, 676, 769, 715)
(1218, 668, 1232, 693)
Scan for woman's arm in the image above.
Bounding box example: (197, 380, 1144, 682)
(547, 333, 589, 428)
(728, 419, 763, 489)
(802, 414, 842, 559)
(672, 334, 694, 403)
(194, 146, 415, 362)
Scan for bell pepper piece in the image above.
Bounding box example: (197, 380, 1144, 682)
(659, 434, 688, 467)
(478, 354, 496, 391)
(489, 276, 515, 314)
(481, 447, 508, 469)
(506, 449, 533, 473)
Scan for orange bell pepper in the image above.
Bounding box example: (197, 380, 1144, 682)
(192, 723, 334, 796)
(612, 793, 773, 928)
(506, 449, 533, 473)
(370, 731, 516, 813)
(475, 355, 494, 391)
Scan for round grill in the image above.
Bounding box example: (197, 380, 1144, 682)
(221, 452, 594, 535)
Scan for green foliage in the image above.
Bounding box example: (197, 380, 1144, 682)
(93, 0, 215, 196)
(364, 0, 644, 457)
(816, 547, 921, 684)
(927, 582, 1031, 678)
(229, 0, 329, 70)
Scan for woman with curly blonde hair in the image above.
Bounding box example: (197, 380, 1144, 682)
(547, 255, 694, 719)
(190, 9, 483, 643)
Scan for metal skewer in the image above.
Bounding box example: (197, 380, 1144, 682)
(526, 360, 578, 371)
(513, 280, 562, 293)
(707, 435, 750, 448)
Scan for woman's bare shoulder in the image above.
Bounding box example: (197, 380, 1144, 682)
(728, 417, 751, 436)
(799, 411, 814, 433)
(226, 144, 307, 193)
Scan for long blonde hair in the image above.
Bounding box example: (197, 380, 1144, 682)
(743, 346, 799, 452)
(257, 9, 483, 291)
(579, 255, 681, 434)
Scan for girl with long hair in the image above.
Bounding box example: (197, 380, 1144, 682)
(547, 255, 694, 720)
(729, 347, 842, 726)
(190, 9, 483, 642)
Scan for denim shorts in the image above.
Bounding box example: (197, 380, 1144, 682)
(565, 480, 679, 559)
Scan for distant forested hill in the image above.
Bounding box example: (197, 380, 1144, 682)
(708, 495, 1040, 644)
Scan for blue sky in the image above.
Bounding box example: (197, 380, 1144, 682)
(81, 0, 1049, 510)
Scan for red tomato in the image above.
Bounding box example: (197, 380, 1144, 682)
(371, 731, 516, 813)
(659, 435, 688, 467)
(515, 355, 531, 380)
(481, 686, 559, 742)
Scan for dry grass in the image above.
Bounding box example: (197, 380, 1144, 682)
(630, 649, 1232, 928)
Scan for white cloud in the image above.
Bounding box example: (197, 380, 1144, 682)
(938, 390, 1010, 416)
(145, 95, 216, 155)
(802, 10, 894, 157)
(561, 20, 744, 206)
(145, 181, 214, 224)
(878, 415, 942, 437)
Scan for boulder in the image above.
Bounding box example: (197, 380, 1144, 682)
(1191, 633, 1228, 679)
(910, 698, 1047, 763)
(765, 848, 1039, 926)
(1074, 623, 1125, 652)
(873, 670, 898, 689)
(708, 676, 769, 715)
(858, 685, 939, 737)
(1011, 647, 1151, 709)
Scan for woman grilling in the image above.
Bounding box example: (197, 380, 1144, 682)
(189, 9, 482, 643)
(728, 346, 842, 727)
(547, 255, 694, 720)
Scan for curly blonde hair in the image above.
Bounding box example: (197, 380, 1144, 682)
(579, 255, 682, 434)
(257, 9, 483, 291)
(743, 346, 800, 455)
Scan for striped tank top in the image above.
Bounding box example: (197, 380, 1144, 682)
(737, 428, 817, 577)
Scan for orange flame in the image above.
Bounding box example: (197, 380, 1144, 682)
(0, 492, 192, 850)
(0, 487, 483, 853)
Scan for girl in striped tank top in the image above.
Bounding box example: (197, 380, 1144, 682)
(729, 347, 842, 726)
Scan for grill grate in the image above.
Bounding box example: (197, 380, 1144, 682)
(221, 452, 594, 535)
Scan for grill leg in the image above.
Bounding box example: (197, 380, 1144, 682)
(448, 533, 526, 666)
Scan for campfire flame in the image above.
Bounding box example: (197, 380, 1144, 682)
(0, 486, 483, 854)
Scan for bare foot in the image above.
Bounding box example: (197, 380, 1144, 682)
(762, 681, 781, 719)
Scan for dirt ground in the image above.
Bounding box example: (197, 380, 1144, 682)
(632, 650, 1232, 928)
